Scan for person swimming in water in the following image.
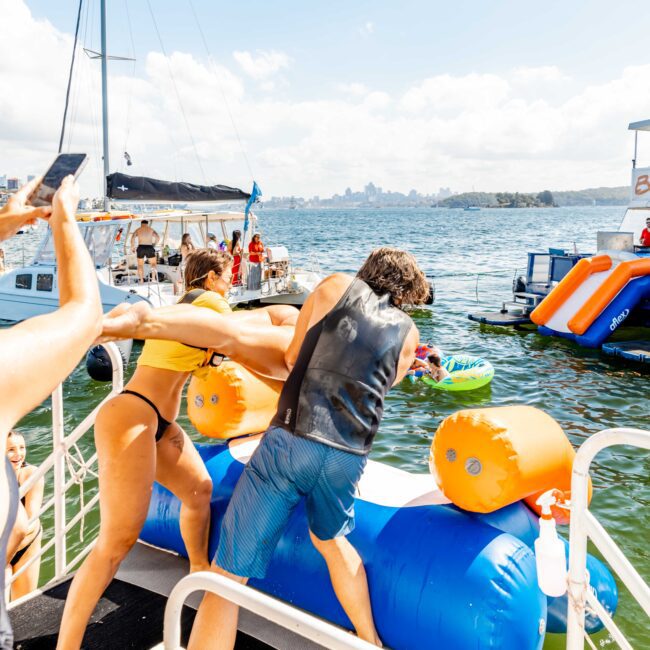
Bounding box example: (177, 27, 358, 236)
(57, 248, 299, 649)
(408, 344, 450, 382)
(5, 430, 44, 601)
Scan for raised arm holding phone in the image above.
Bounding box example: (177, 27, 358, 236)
(0, 168, 101, 650)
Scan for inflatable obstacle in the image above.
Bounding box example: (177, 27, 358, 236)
(187, 361, 282, 438)
(531, 252, 650, 347)
(142, 404, 616, 649)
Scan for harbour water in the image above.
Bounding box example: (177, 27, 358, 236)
(10, 205, 649, 647)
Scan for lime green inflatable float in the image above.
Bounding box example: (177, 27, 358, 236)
(422, 355, 494, 391)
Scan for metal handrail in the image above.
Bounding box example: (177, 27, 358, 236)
(566, 427, 650, 650)
(163, 572, 378, 650)
(8, 343, 124, 588)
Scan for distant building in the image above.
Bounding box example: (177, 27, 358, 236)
(27, 174, 36, 183)
(7, 177, 20, 191)
(0, 175, 6, 189)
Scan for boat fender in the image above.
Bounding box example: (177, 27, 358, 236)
(430, 405, 591, 520)
(187, 361, 282, 439)
(85, 339, 133, 382)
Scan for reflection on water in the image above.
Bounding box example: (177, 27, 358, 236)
(9, 206, 649, 646)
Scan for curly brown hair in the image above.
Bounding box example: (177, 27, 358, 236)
(357, 247, 429, 306)
(184, 248, 233, 290)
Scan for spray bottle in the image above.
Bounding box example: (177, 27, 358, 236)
(534, 489, 567, 597)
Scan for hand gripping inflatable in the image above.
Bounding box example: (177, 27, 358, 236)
(429, 406, 591, 523)
(187, 361, 282, 438)
(141, 440, 617, 647)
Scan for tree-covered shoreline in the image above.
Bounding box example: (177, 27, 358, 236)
(440, 186, 629, 208)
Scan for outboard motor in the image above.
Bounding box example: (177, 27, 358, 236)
(86, 340, 133, 382)
(513, 275, 527, 294)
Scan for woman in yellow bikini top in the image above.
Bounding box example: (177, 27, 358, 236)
(57, 249, 234, 647)
(58, 246, 301, 648)
(137, 271, 232, 374)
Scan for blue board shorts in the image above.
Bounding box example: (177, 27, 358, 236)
(216, 425, 367, 579)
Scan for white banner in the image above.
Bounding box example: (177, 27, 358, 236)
(630, 166, 650, 205)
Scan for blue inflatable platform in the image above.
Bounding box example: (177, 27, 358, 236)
(141, 438, 617, 650)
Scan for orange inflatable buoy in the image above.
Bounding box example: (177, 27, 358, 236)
(429, 406, 590, 522)
(187, 361, 282, 439)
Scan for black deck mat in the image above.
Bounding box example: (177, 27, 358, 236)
(10, 578, 270, 649)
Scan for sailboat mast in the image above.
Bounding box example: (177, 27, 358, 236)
(100, 0, 110, 211)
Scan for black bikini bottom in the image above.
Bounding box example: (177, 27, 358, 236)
(10, 522, 42, 568)
(121, 390, 172, 442)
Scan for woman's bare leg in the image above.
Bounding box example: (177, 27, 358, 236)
(156, 424, 212, 572)
(57, 396, 157, 650)
(10, 530, 41, 600)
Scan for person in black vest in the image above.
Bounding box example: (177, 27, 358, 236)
(188, 247, 429, 649)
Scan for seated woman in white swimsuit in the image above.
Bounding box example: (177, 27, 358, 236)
(58, 248, 298, 649)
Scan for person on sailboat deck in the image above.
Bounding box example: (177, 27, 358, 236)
(56, 249, 299, 650)
(0, 176, 102, 650)
(187, 247, 429, 650)
(207, 232, 219, 251)
(5, 430, 44, 601)
(228, 229, 243, 285)
(130, 219, 160, 283)
(180, 232, 195, 261)
(248, 232, 265, 263)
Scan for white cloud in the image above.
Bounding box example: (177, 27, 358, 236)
(359, 22, 374, 37)
(512, 65, 571, 84)
(232, 49, 291, 80)
(1, 1, 649, 199)
(337, 82, 369, 97)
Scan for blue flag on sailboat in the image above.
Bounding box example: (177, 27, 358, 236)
(244, 181, 262, 232)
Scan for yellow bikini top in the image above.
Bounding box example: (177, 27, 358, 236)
(137, 290, 232, 373)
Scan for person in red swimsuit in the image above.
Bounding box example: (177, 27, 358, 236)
(228, 230, 242, 284)
(248, 233, 265, 263)
(640, 217, 650, 247)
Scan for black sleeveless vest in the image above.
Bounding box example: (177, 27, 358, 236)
(272, 277, 412, 455)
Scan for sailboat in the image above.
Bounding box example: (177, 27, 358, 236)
(0, 7, 321, 323)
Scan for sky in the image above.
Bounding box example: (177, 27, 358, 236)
(2, 0, 650, 199)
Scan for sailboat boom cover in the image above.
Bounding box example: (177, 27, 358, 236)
(106, 173, 251, 202)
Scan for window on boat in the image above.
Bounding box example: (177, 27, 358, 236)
(33, 223, 119, 269)
(36, 274, 53, 292)
(15, 274, 32, 290)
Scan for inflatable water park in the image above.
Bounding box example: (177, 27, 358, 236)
(469, 118, 650, 364)
(138, 361, 618, 650)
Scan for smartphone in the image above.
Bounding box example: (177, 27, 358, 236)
(29, 153, 88, 206)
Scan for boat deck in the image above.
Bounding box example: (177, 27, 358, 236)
(10, 542, 325, 650)
(601, 340, 650, 363)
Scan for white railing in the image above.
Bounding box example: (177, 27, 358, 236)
(163, 571, 377, 650)
(8, 343, 124, 588)
(566, 427, 650, 650)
